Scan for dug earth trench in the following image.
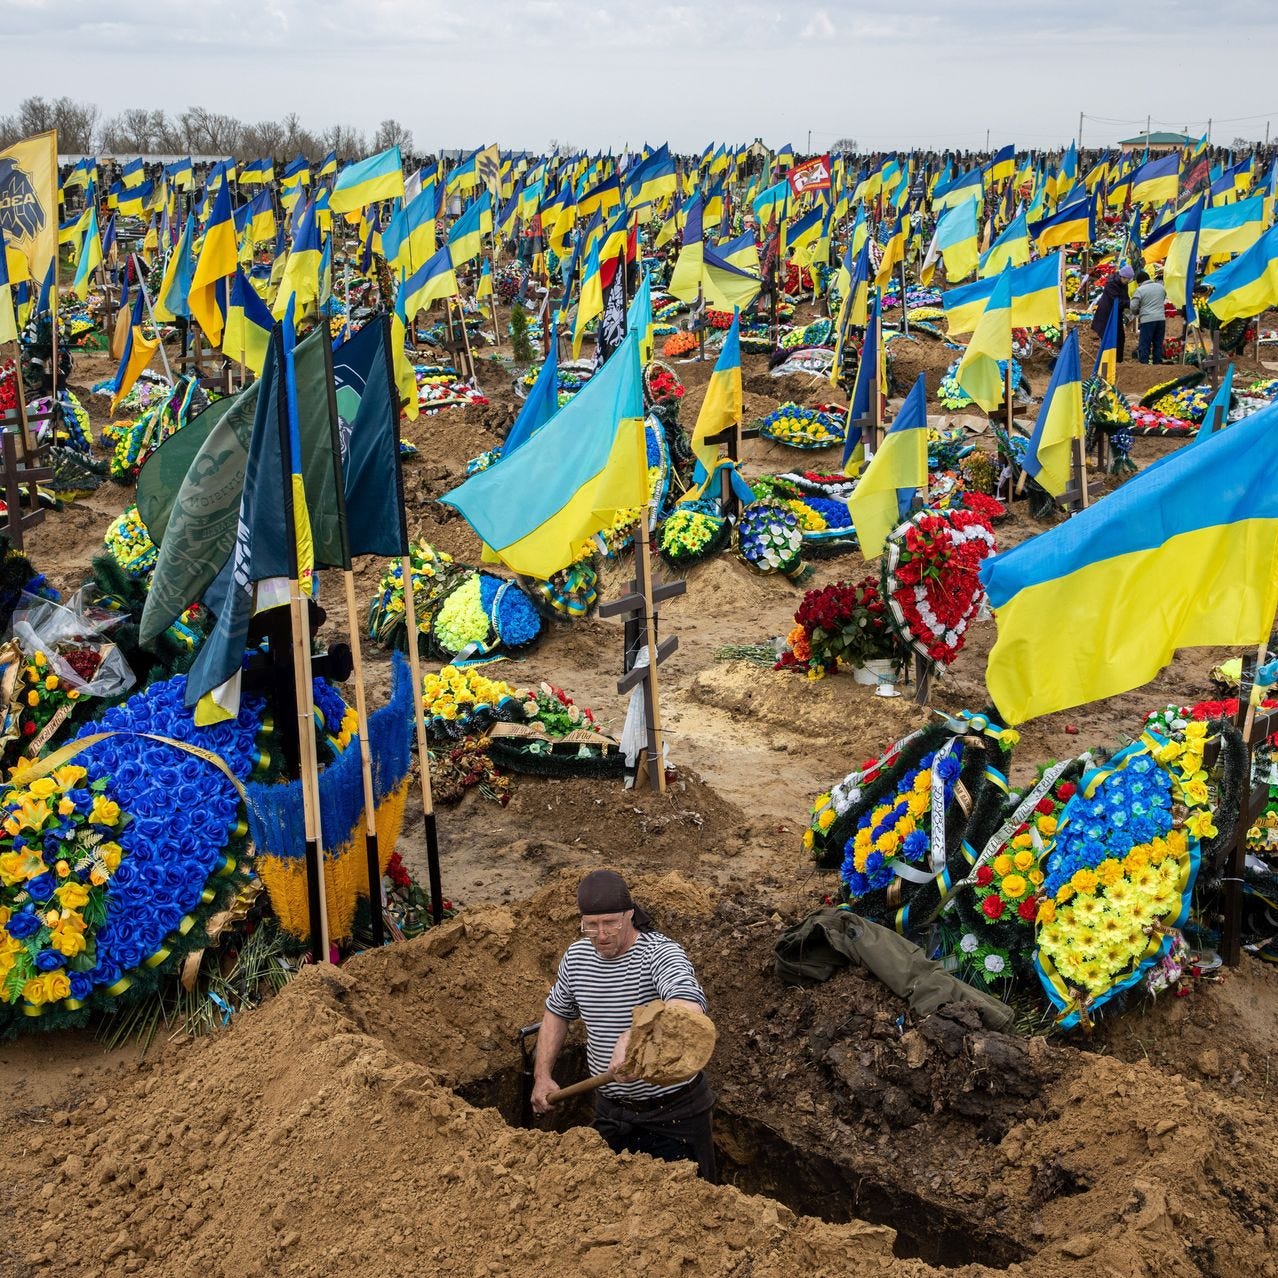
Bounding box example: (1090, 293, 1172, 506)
(5, 873, 1277, 1278)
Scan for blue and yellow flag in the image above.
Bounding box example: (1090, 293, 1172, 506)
(447, 190, 492, 267)
(1095, 299, 1119, 383)
(70, 204, 103, 300)
(686, 309, 741, 496)
(108, 289, 159, 413)
(1023, 329, 1083, 498)
(1165, 196, 1203, 323)
(190, 181, 237, 344)
(626, 266, 654, 366)
(1029, 196, 1094, 251)
(1198, 193, 1268, 257)
(954, 271, 1011, 411)
(272, 198, 322, 321)
(154, 213, 196, 322)
(1130, 154, 1179, 206)
(1202, 222, 1278, 323)
(875, 211, 909, 288)
(987, 144, 1016, 185)
(979, 208, 1029, 277)
(318, 150, 338, 179)
(330, 145, 404, 214)
(701, 242, 761, 312)
(1197, 363, 1233, 440)
(848, 373, 928, 558)
(0, 226, 17, 345)
(667, 195, 704, 303)
(982, 399, 1278, 724)
(503, 340, 559, 458)
(943, 252, 1062, 335)
(441, 326, 649, 578)
(400, 242, 459, 319)
(382, 183, 437, 274)
(922, 199, 979, 284)
(625, 144, 676, 211)
(572, 237, 604, 358)
(224, 267, 275, 376)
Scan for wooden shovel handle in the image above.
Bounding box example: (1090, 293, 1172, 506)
(547, 1070, 617, 1102)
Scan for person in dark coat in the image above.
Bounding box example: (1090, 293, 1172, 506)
(1091, 264, 1133, 365)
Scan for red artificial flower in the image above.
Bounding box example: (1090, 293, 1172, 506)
(982, 895, 1005, 920)
(975, 865, 994, 887)
(1035, 797, 1055, 816)
(1055, 783, 1076, 801)
(1018, 897, 1039, 923)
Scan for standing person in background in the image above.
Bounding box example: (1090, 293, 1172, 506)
(1130, 269, 1168, 365)
(1092, 264, 1134, 364)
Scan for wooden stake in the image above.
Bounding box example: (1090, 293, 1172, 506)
(1073, 434, 1090, 508)
(400, 560, 446, 924)
(636, 502, 667, 794)
(341, 568, 386, 946)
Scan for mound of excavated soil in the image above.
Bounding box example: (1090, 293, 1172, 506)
(6, 873, 1278, 1278)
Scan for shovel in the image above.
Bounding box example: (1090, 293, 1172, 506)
(546, 998, 717, 1102)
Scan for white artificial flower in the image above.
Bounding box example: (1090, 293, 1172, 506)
(960, 932, 979, 954)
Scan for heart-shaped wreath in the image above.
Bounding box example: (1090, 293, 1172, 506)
(881, 509, 996, 666)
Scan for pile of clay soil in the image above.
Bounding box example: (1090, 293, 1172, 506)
(6, 873, 1278, 1278)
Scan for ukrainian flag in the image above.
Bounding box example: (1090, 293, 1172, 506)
(154, 214, 195, 322)
(626, 144, 676, 211)
(383, 184, 438, 274)
(0, 227, 17, 346)
(238, 188, 276, 244)
(701, 243, 761, 313)
(955, 270, 1012, 411)
(752, 180, 788, 228)
(441, 326, 649, 579)
(239, 157, 274, 186)
(932, 167, 983, 213)
(686, 309, 741, 496)
(572, 238, 604, 358)
(1198, 193, 1268, 257)
(1029, 196, 1094, 251)
(330, 145, 404, 214)
(785, 206, 824, 262)
(447, 191, 491, 268)
(923, 199, 979, 284)
(271, 198, 322, 321)
(1202, 221, 1278, 323)
(1023, 329, 1083, 498)
(109, 289, 159, 412)
(400, 242, 458, 320)
(70, 205, 103, 300)
(578, 172, 622, 220)
(987, 145, 1016, 186)
(982, 398, 1278, 724)
(165, 157, 194, 190)
(119, 157, 146, 189)
(116, 180, 154, 218)
(978, 208, 1029, 277)
(667, 196, 704, 303)
(1130, 153, 1180, 206)
(716, 231, 760, 277)
(319, 150, 338, 179)
(848, 374, 929, 558)
(1165, 197, 1203, 322)
(1141, 216, 1178, 265)
(874, 211, 909, 288)
(190, 182, 237, 344)
(223, 267, 275, 376)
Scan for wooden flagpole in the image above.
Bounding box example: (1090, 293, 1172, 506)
(399, 564, 446, 924)
(130, 253, 174, 384)
(635, 502, 668, 794)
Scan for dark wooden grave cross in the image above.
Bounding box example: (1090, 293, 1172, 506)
(598, 512, 685, 793)
(701, 420, 760, 517)
(0, 429, 52, 552)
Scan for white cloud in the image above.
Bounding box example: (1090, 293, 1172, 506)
(800, 8, 835, 39)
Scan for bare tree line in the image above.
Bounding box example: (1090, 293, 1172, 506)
(0, 95, 413, 161)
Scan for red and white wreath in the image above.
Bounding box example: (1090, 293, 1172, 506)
(881, 509, 996, 666)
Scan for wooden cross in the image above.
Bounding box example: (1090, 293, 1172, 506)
(0, 430, 53, 551)
(701, 422, 760, 517)
(597, 508, 686, 793)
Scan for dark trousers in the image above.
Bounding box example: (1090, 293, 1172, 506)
(594, 1073, 716, 1181)
(1138, 320, 1165, 364)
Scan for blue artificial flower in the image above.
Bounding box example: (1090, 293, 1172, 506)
(903, 830, 929, 861)
(8, 909, 39, 940)
(937, 756, 960, 781)
(865, 851, 884, 873)
(847, 870, 870, 897)
(34, 948, 66, 971)
(26, 872, 56, 902)
(68, 972, 93, 1000)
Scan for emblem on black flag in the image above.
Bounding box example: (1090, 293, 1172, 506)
(0, 159, 46, 241)
(596, 260, 627, 366)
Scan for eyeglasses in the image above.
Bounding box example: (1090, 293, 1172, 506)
(580, 917, 628, 937)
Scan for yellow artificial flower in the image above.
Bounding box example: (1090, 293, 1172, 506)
(55, 859, 70, 878)
(57, 797, 76, 817)
(1124, 845, 1149, 872)
(878, 832, 901, 856)
(1156, 740, 1184, 764)
(26, 690, 38, 707)
(89, 796, 122, 826)
(1181, 777, 1210, 806)
(89, 866, 108, 886)
(50, 765, 87, 790)
(1096, 858, 1123, 888)
(1070, 867, 1098, 894)
(802, 829, 815, 853)
(1029, 868, 1045, 887)
(51, 925, 86, 958)
(43, 675, 59, 691)
(1013, 849, 1035, 872)
(1179, 752, 1203, 778)
(1183, 721, 1208, 741)
(1105, 878, 1134, 908)
(56, 881, 90, 910)
(912, 772, 931, 795)
(100, 843, 122, 872)
(1000, 873, 1028, 900)
(906, 793, 928, 818)
(33, 652, 45, 669)
(22, 970, 70, 1006)
(1037, 899, 1056, 925)
(854, 847, 869, 872)
(1036, 815, 1058, 837)
(1165, 828, 1188, 856)
(1011, 833, 1033, 851)
(992, 854, 1013, 877)
(816, 809, 834, 833)
(1057, 884, 1076, 904)
(26, 777, 57, 798)
(854, 829, 872, 852)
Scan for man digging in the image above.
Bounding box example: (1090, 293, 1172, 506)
(531, 870, 717, 1180)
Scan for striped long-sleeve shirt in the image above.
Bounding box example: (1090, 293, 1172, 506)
(545, 931, 707, 1101)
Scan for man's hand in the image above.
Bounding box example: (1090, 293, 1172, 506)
(531, 1077, 560, 1115)
(608, 1029, 639, 1083)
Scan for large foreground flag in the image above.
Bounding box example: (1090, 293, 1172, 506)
(1202, 222, 1278, 323)
(0, 131, 58, 287)
(441, 327, 648, 578)
(982, 400, 1278, 724)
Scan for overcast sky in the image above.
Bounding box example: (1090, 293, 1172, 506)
(3, 0, 1276, 153)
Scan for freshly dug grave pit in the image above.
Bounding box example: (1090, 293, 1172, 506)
(7, 872, 1278, 1278)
